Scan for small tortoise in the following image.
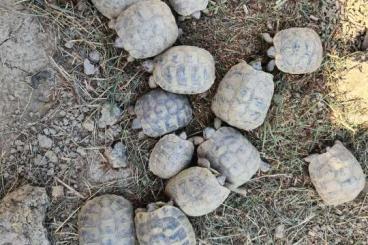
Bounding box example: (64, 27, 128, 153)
(165, 167, 230, 217)
(197, 127, 268, 188)
(305, 141, 365, 206)
(135, 202, 196, 245)
(132, 89, 193, 137)
(114, 0, 179, 60)
(211, 61, 274, 131)
(265, 28, 323, 74)
(149, 132, 194, 179)
(143, 46, 216, 94)
(78, 195, 135, 245)
(91, 0, 143, 20)
(169, 0, 208, 19)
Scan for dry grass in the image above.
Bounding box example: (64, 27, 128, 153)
(1, 0, 368, 244)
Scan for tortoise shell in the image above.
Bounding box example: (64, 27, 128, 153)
(114, 0, 178, 59)
(197, 127, 262, 187)
(273, 28, 323, 74)
(91, 0, 142, 19)
(169, 0, 208, 16)
(165, 167, 230, 217)
(151, 46, 216, 94)
(149, 134, 194, 179)
(211, 62, 274, 130)
(78, 195, 135, 245)
(135, 89, 193, 137)
(305, 141, 365, 206)
(135, 203, 196, 245)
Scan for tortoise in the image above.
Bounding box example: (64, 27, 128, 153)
(113, 0, 179, 60)
(165, 167, 230, 217)
(305, 140, 365, 206)
(135, 202, 196, 245)
(78, 195, 135, 245)
(143, 45, 216, 94)
(169, 0, 208, 19)
(211, 61, 274, 131)
(132, 89, 193, 138)
(197, 127, 269, 188)
(265, 28, 323, 74)
(149, 132, 194, 179)
(91, 0, 143, 20)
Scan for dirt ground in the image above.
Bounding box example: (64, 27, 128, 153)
(0, 0, 368, 244)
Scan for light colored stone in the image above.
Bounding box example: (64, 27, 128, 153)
(83, 59, 98, 75)
(105, 142, 128, 168)
(38, 134, 53, 149)
(82, 118, 95, 132)
(98, 103, 123, 128)
(275, 224, 285, 239)
(52, 186, 64, 200)
(0, 185, 50, 245)
(45, 150, 58, 163)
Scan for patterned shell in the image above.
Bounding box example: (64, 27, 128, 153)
(305, 141, 365, 206)
(165, 167, 230, 217)
(149, 134, 194, 179)
(274, 28, 323, 74)
(135, 89, 193, 137)
(152, 46, 216, 94)
(78, 195, 135, 245)
(114, 0, 178, 59)
(197, 127, 261, 187)
(135, 204, 196, 245)
(211, 62, 274, 130)
(91, 0, 143, 19)
(169, 0, 208, 16)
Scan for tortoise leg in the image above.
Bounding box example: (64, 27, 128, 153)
(261, 33, 274, 44)
(214, 117, 222, 130)
(142, 60, 155, 73)
(189, 136, 204, 145)
(191, 11, 201, 19)
(148, 76, 158, 89)
(108, 19, 116, 29)
(260, 160, 271, 172)
(267, 46, 276, 58)
(178, 16, 186, 22)
(203, 127, 216, 140)
(132, 118, 142, 129)
(216, 175, 226, 185)
(179, 132, 187, 140)
(249, 60, 263, 71)
(127, 55, 135, 62)
(266, 60, 276, 72)
(114, 37, 124, 48)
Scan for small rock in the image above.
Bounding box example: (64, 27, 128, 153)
(105, 142, 128, 168)
(190, 136, 204, 145)
(98, 103, 123, 128)
(0, 185, 50, 245)
(64, 40, 74, 49)
(249, 60, 262, 71)
(83, 59, 98, 75)
(266, 60, 276, 72)
(45, 151, 58, 163)
(76, 147, 87, 157)
(82, 118, 95, 132)
(89, 50, 100, 63)
(203, 127, 216, 140)
(38, 134, 53, 149)
(275, 224, 285, 239)
(52, 186, 64, 200)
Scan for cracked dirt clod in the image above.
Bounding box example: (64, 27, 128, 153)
(0, 0, 58, 153)
(0, 185, 50, 245)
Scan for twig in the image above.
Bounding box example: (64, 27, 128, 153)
(55, 177, 85, 199)
(55, 207, 80, 233)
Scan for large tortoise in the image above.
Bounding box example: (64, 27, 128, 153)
(132, 89, 193, 137)
(143, 45, 216, 94)
(211, 61, 274, 131)
(305, 141, 365, 206)
(197, 127, 268, 188)
(135, 202, 196, 245)
(91, 0, 143, 20)
(149, 132, 194, 179)
(78, 195, 135, 245)
(114, 0, 179, 60)
(165, 167, 230, 216)
(169, 0, 209, 19)
(265, 28, 323, 74)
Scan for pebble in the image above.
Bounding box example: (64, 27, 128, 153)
(105, 142, 128, 168)
(275, 224, 285, 239)
(98, 103, 123, 128)
(82, 118, 95, 132)
(52, 186, 64, 200)
(83, 59, 98, 75)
(89, 50, 100, 63)
(45, 151, 58, 164)
(38, 134, 53, 149)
